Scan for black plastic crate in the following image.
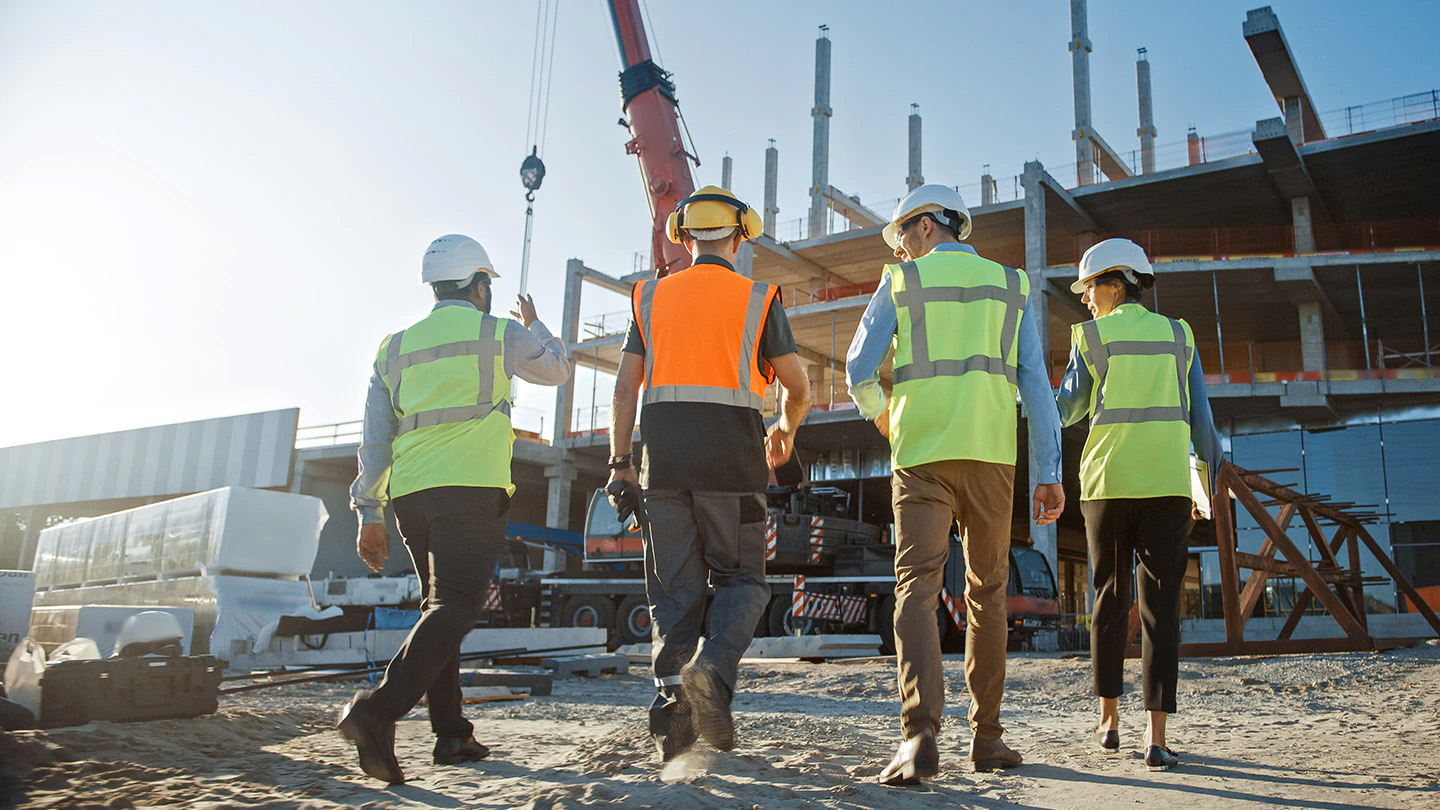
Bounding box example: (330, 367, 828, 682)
(39, 656, 223, 728)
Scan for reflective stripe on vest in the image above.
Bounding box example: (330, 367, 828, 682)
(379, 316, 510, 436)
(634, 272, 773, 412)
(892, 260, 1025, 386)
(1080, 318, 1190, 428)
(886, 250, 1030, 470)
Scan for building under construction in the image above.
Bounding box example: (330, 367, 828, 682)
(3, 5, 1439, 646)
(548, 4, 1440, 630)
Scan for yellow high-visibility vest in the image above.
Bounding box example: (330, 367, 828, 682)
(887, 249, 1029, 470)
(376, 307, 514, 498)
(1073, 303, 1195, 500)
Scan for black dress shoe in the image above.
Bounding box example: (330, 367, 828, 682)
(680, 661, 734, 752)
(1096, 727, 1120, 755)
(877, 732, 939, 786)
(434, 735, 490, 765)
(336, 693, 405, 784)
(1145, 745, 1179, 772)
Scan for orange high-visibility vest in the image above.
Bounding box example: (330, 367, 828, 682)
(631, 262, 780, 411)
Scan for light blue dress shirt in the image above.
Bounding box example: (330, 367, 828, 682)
(844, 242, 1063, 484)
(1055, 303, 1225, 491)
(350, 300, 571, 524)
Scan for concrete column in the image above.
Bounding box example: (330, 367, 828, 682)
(1299, 301, 1326, 371)
(735, 242, 754, 279)
(1069, 0, 1096, 186)
(763, 140, 779, 238)
(808, 26, 832, 240)
(906, 103, 924, 191)
(1186, 126, 1202, 166)
(552, 259, 584, 443)
(980, 165, 995, 207)
(1284, 96, 1305, 143)
(18, 506, 43, 570)
(1136, 48, 1157, 174)
(1291, 195, 1315, 254)
(544, 461, 578, 530)
(1021, 161, 1058, 591)
(721, 155, 733, 190)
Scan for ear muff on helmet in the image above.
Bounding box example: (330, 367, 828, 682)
(665, 192, 762, 244)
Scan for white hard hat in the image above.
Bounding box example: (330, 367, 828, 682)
(114, 611, 185, 658)
(1072, 238, 1154, 293)
(883, 184, 973, 249)
(421, 234, 501, 286)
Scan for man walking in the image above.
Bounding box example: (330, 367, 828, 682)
(846, 185, 1065, 784)
(609, 186, 811, 761)
(341, 234, 571, 783)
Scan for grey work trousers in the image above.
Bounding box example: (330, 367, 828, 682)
(641, 489, 770, 740)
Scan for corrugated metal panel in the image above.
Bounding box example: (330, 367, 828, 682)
(0, 409, 298, 509)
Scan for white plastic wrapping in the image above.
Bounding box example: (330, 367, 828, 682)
(33, 487, 328, 588)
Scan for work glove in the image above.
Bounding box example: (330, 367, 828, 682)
(606, 479, 644, 526)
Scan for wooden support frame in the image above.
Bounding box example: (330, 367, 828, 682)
(1124, 463, 1440, 658)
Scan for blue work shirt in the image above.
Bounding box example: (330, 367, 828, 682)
(844, 241, 1063, 484)
(350, 299, 571, 524)
(1054, 303, 1225, 492)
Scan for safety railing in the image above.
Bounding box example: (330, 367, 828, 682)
(765, 89, 1438, 244)
(582, 310, 632, 340)
(297, 406, 548, 449)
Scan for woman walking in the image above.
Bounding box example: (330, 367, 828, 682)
(1056, 238, 1223, 771)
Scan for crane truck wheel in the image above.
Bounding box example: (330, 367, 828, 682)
(558, 595, 617, 644)
(615, 594, 652, 646)
(765, 594, 820, 637)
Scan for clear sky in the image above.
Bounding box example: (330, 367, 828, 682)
(1, 0, 1436, 448)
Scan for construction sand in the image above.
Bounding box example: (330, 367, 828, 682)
(4, 640, 1438, 809)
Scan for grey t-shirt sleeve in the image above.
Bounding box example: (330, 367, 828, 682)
(622, 320, 645, 356)
(760, 296, 797, 359)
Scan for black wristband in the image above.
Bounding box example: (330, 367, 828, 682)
(608, 453, 633, 470)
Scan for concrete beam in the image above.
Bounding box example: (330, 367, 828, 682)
(1036, 167, 1102, 232)
(1251, 117, 1329, 220)
(820, 185, 887, 228)
(568, 333, 625, 354)
(1243, 6, 1325, 142)
(794, 344, 847, 376)
(752, 234, 837, 284)
(787, 294, 871, 319)
(576, 264, 634, 297)
(1040, 250, 1440, 280)
(1045, 279, 1091, 321)
(1088, 130, 1135, 182)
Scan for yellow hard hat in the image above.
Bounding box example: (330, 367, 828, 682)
(665, 185, 763, 244)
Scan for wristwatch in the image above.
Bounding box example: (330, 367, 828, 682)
(608, 453, 633, 470)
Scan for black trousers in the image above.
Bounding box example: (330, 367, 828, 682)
(1082, 497, 1190, 714)
(360, 485, 508, 738)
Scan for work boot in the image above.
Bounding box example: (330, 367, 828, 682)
(680, 661, 734, 751)
(656, 702, 698, 762)
(433, 735, 490, 765)
(877, 730, 939, 786)
(337, 692, 405, 784)
(969, 735, 1023, 772)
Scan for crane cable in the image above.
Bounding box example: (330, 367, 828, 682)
(519, 0, 561, 296)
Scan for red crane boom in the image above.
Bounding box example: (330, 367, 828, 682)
(607, 0, 696, 277)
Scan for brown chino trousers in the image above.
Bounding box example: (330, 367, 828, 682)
(892, 458, 1015, 742)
